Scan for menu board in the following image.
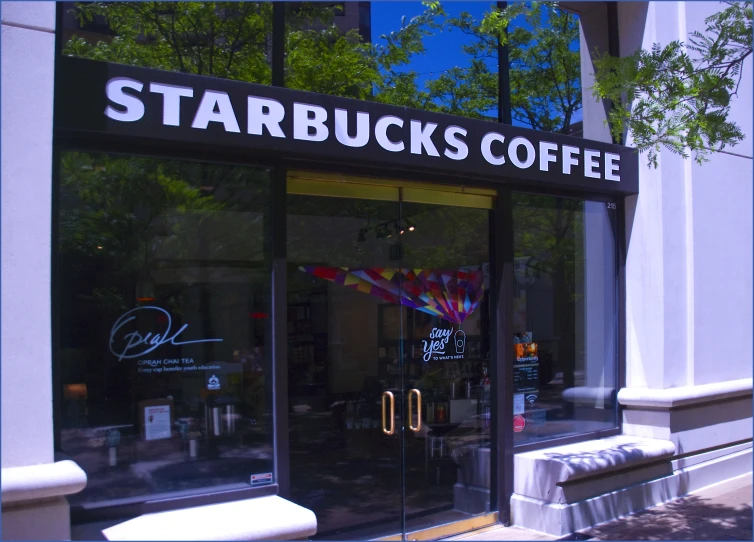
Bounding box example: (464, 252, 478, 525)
(512, 332, 541, 432)
(513, 363, 539, 393)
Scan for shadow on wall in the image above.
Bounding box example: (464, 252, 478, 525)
(561, 486, 753, 541)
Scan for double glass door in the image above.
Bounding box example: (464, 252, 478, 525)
(286, 173, 496, 540)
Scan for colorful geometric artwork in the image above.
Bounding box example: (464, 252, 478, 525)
(299, 266, 485, 325)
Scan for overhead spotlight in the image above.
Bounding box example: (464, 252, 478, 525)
(398, 222, 405, 235)
(357, 228, 367, 242)
(406, 218, 416, 232)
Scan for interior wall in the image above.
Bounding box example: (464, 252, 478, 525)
(327, 283, 379, 394)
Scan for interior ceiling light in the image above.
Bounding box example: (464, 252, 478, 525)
(407, 219, 416, 232)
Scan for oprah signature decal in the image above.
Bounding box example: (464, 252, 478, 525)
(110, 306, 222, 361)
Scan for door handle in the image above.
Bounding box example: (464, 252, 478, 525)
(408, 389, 422, 432)
(382, 391, 395, 435)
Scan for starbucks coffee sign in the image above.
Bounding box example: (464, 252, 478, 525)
(56, 57, 639, 195)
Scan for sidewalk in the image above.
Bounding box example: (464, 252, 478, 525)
(448, 473, 752, 541)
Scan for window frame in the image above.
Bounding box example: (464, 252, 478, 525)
(53, 0, 628, 526)
(52, 138, 626, 526)
(53, 145, 281, 523)
(508, 190, 623, 451)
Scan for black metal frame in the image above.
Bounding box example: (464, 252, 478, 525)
(51, 1, 66, 456)
(489, 189, 515, 524)
(52, 0, 629, 530)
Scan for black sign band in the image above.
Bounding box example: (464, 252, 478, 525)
(56, 56, 639, 195)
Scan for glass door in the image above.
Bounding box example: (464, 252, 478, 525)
(397, 200, 494, 539)
(286, 173, 496, 540)
(287, 194, 403, 540)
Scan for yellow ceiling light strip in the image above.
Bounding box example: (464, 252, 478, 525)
(286, 177, 399, 202)
(402, 187, 494, 209)
(286, 170, 495, 209)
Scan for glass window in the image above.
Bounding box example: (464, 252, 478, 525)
(508, 4, 583, 136)
(512, 193, 617, 445)
(286, 1, 499, 120)
(60, 2, 273, 84)
(56, 151, 273, 507)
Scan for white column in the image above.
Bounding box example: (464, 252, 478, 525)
(618, 1, 694, 390)
(574, 1, 612, 144)
(617, 2, 752, 464)
(1, 3, 83, 540)
(1, 0, 56, 471)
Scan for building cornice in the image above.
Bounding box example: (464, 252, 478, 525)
(1, 460, 87, 504)
(618, 378, 753, 410)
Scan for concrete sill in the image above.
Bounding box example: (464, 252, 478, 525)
(618, 378, 753, 410)
(101, 495, 317, 541)
(1, 460, 87, 504)
(514, 435, 676, 491)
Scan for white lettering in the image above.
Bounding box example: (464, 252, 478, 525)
(334, 108, 369, 147)
(421, 328, 454, 362)
(248, 96, 286, 138)
(584, 149, 601, 179)
(293, 102, 329, 142)
(443, 126, 468, 160)
(105, 77, 144, 122)
(410, 120, 440, 156)
(562, 145, 580, 175)
(508, 137, 536, 169)
(149, 83, 193, 126)
(481, 132, 506, 165)
(539, 141, 558, 172)
(191, 90, 240, 132)
(375, 115, 404, 152)
(110, 306, 222, 361)
(605, 152, 621, 181)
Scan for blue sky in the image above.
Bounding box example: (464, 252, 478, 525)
(372, 2, 496, 81)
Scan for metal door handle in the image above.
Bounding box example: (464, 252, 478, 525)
(382, 391, 395, 435)
(408, 389, 422, 432)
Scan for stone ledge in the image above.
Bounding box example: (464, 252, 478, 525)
(514, 435, 675, 502)
(511, 443, 752, 536)
(1, 460, 87, 504)
(618, 378, 753, 410)
(101, 495, 317, 541)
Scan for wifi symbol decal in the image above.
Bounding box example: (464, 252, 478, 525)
(525, 394, 537, 405)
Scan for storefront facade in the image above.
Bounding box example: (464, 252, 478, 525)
(1, 2, 751, 541)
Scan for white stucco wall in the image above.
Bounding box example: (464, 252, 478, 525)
(1, 3, 79, 540)
(684, 3, 753, 386)
(1, 0, 57, 469)
(617, 1, 753, 389)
